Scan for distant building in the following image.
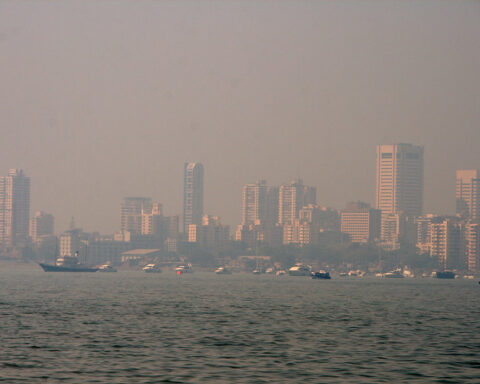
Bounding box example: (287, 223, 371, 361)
(464, 220, 480, 273)
(188, 214, 229, 249)
(183, 162, 204, 233)
(278, 180, 316, 225)
(0, 169, 30, 247)
(30, 211, 54, 243)
(456, 170, 480, 220)
(340, 202, 381, 243)
(241, 180, 267, 225)
(415, 214, 437, 254)
(430, 217, 462, 271)
(121, 197, 152, 235)
(376, 144, 424, 249)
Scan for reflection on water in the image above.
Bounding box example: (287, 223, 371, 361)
(1, 269, 479, 383)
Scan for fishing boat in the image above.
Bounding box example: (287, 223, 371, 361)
(39, 252, 98, 272)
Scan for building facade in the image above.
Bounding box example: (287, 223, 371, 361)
(376, 144, 424, 248)
(241, 180, 267, 225)
(120, 197, 152, 235)
(456, 170, 480, 220)
(183, 162, 204, 233)
(340, 202, 381, 244)
(278, 180, 316, 225)
(0, 169, 31, 247)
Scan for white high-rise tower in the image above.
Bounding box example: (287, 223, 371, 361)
(183, 162, 204, 233)
(376, 144, 424, 248)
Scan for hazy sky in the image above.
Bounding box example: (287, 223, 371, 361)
(1, 0, 479, 234)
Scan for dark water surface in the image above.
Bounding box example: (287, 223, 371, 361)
(1, 268, 479, 383)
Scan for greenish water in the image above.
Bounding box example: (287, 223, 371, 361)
(1, 268, 479, 383)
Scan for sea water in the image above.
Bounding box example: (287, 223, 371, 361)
(1, 268, 479, 383)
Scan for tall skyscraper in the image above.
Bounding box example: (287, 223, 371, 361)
(376, 144, 424, 247)
(0, 169, 30, 246)
(456, 170, 480, 220)
(183, 162, 204, 233)
(120, 197, 152, 235)
(241, 180, 267, 225)
(278, 180, 316, 225)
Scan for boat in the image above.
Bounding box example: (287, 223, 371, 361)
(175, 264, 194, 275)
(215, 266, 232, 275)
(384, 268, 404, 278)
(143, 264, 162, 273)
(276, 270, 286, 276)
(98, 264, 117, 272)
(288, 263, 311, 276)
(252, 268, 264, 275)
(39, 252, 98, 272)
(434, 271, 455, 279)
(311, 271, 331, 280)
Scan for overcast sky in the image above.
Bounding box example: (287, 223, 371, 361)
(1, 0, 479, 234)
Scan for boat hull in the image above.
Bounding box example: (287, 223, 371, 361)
(39, 263, 99, 272)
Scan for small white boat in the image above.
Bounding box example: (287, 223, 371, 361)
(143, 264, 162, 273)
(98, 264, 117, 272)
(288, 264, 311, 276)
(384, 268, 404, 278)
(276, 270, 286, 276)
(215, 266, 232, 275)
(175, 264, 194, 275)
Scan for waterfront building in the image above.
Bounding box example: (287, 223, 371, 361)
(430, 217, 462, 271)
(464, 220, 480, 273)
(121, 197, 152, 235)
(340, 202, 381, 244)
(30, 211, 54, 243)
(187, 214, 229, 249)
(0, 169, 30, 247)
(456, 170, 480, 220)
(376, 144, 424, 249)
(278, 180, 316, 225)
(241, 180, 267, 225)
(183, 162, 204, 233)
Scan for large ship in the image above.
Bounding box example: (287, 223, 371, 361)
(39, 252, 99, 272)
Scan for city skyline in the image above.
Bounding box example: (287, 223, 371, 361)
(1, 1, 479, 233)
(2, 142, 479, 237)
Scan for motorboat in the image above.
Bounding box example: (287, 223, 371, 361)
(98, 264, 117, 272)
(311, 271, 331, 280)
(175, 264, 194, 275)
(384, 269, 404, 278)
(276, 270, 286, 276)
(288, 263, 311, 276)
(143, 264, 162, 273)
(215, 266, 232, 275)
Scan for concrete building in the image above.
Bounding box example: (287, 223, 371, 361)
(0, 169, 30, 247)
(30, 211, 54, 243)
(464, 221, 480, 273)
(183, 162, 204, 233)
(121, 197, 152, 235)
(241, 180, 267, 225)
(278, 180, 316, 225)
(376, 144, 424, 249)
(340, 202, 381, 243)
(415, 214, 437, 254)
(188, 214, 229, 249)
(430, 217, 462, 271)
(456, 170, 480, 220)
